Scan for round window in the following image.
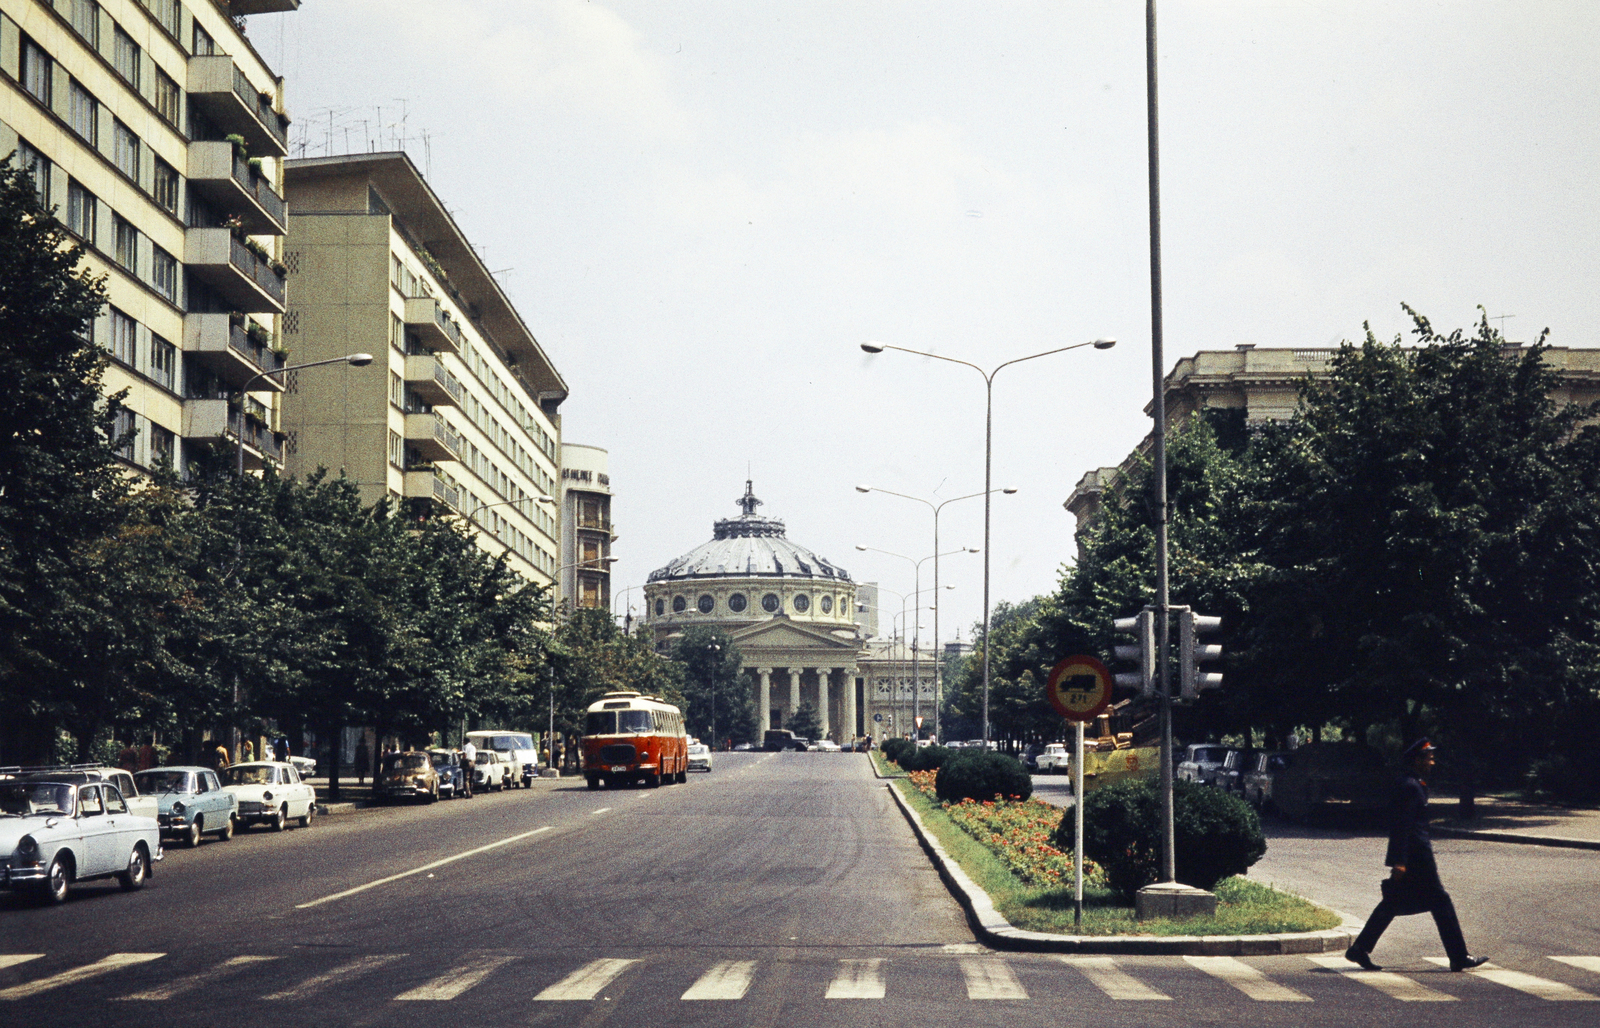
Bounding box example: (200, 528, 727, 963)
(761, 593, 781, 613)
(698, 594, 715, 614)
(654, 598, 665, 616)
(728, 593, 748, 613)
(793, 594, 811, 613)
(820, 595, 834, 614)
(672, 595, 687, 613)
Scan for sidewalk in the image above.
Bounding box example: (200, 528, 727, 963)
(1428, 794, 1600, 851)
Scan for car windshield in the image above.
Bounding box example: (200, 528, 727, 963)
(136, 771, 194, 794)
(429, 752, 455, 768)
(0, 782, 76, 817)
(224, 766, 277, 786)
(1196, 747, 1229, 763)
(688, 744, 708, 755)
(398, 754, 429, 770)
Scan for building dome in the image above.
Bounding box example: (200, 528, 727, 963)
(647, 481, 852, 583)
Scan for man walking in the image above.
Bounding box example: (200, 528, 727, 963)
(1346, 738, 1487, 972)
(460, 740, 476, 798)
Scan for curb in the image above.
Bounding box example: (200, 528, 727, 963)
(1432, 825, 1600, 851)
(885, 777, 1355, 956)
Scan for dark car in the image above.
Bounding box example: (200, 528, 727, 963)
(1242, 751, 1293, 809)
(762, 730, 807, 752)
(1269, 742, 1390, 822)
(1214, 748, 1256, 797)
(428, 749, 464, 799)
(1176, 744, 1232, 786)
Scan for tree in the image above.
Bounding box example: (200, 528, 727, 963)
(671, 625, 752, 747)
(787, 701, 822, 742)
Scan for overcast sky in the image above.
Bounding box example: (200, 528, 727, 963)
(259, 1, 1600, 643)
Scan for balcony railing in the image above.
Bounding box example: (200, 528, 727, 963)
(231, 409, 282, 464)
(402, 297, 463, 355)
(230, 236, 286, 306)
(187, 141, 286, 235)
(187, 55, 289, 158)
(403, 354, 464, 407)
(184, 228, 286, 313)
(576, 517, 613, 533)
(184, 313, 285, 390)
(403, 412, 464, 463)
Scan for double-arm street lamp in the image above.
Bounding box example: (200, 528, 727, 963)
(860, 337, 1115, 748)
(235, 353, 374, 476)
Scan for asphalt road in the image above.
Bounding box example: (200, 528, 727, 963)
(2, 754, 1597, 1028)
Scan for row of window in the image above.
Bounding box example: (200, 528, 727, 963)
(46, 1, 185, 130)
(659, 592, 842, 617)
(105, 305, 178, 391)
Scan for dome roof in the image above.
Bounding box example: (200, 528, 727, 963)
(647, 482, 852, 584)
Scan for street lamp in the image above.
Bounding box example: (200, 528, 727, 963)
(236, 353, 374, 476)
(546, 555, 620, 768)
(860, 337, 1115, 748)
(860, 595, 940, 737)
(856, 485, 1014, 741)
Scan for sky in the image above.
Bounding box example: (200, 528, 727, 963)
(254, 0, 1600, 643)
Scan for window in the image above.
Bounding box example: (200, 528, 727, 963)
(150, 335, 176, 389)
(70, 80, 98, 145)
(113, 28, 142, 90)
(145, 0, 180, 39)
(154, 68, 181, 127)
(67, 180, 97, 240)
(111, 407, 136, 460)
(152, 247, 177, 302)
(672, 595, 687, 614)
(793, 594, 811, 613)
(728, 593, 747, 613)
(113, 214, 138, 271)
(762, 593, 781, 613)
(150, 424, 174, 466)
(390, 371, 404, 409)
(109, 308, 137, 365)
(820, 595, 834, 614)
(113, 120, 141, 182)
(192, 21, 216, 57)
(72, 0, 101, 50)
(20, 36, 52, 106)
(152, 159, 178, 214)
(16, 141, 50, 209)
(697, 594, 714, 614)
(388, 430, 404, 468)
(654, 599, 664, 617)
(390, 312, 404, 352)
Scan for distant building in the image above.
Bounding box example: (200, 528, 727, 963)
(560, 443, 613, 610)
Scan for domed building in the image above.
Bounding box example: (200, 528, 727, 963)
(645, 482, 865, 741)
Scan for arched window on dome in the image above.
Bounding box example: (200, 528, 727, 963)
(697, 594, 714, 614)
(761, 593, 780, 613)
(728, 593, 747, 613)
(820, 595, 834, 614)
(655, 598, 665, 616)
(793, 594, 811, 613)
(673, 595, 687, 613)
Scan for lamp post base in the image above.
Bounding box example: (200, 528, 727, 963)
(1135, 880, 1217, 921)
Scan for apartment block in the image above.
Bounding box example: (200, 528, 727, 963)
(280, 152, 568, 586)
(559, 443, 614, 610)
(1, 0, 300, 474)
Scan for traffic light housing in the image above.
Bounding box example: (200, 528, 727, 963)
(1179, 610, 1223, 701)
(1112, 609, 1156, 697)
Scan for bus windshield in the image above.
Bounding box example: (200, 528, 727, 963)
(585, 712, 615, 735)
(618, 711, 652, 733)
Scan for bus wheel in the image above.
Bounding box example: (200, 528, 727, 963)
(586, 775, 600, 790)
(647, 771, 661, 788)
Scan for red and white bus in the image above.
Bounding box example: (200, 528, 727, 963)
(582, 691, 688, 789)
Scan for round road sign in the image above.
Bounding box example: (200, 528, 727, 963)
(1046, 655, 1113, 722)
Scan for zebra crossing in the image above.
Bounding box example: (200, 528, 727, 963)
(0, 948, 1596, 1006)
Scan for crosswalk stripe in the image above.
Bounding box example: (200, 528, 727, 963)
(1058, 956, 1171, 1000)
(960, 957, 1028, 1000)
(395, 954, 518, 1001)
(0, 956, 43, 972)
(120, 956, 279, 1001)
(262, 954, 407, 1001)
(534, 958, 638, 1001)
(1551, 957, 1600, 975)
(1425, 958, 1598, 1000)
(1307, 955, 1455, 1001)
(0, 953, 164, 1001)
(1183, 956, 1311, 1002)
(681, 960, 756, 1000)
(826, 958, 886, 999)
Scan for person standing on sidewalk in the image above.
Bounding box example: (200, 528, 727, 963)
(1346, 738, 1488, 972)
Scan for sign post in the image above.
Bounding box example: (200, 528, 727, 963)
(1046, 655, 1113, 931)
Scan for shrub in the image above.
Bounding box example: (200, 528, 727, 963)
(1064, 775, 1266, 900)
(900, 744, 954, 773)
(881, 737, 915, 765)
(935, 749, 1033, 804)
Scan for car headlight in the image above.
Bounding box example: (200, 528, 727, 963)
(17, 834, 38, 857)
(171, 801, 186, 814)
(262, 790, 274, 801)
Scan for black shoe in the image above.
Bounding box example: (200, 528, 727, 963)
(1344, 946, 1382, 971)
(1450, 955, 1489, 972)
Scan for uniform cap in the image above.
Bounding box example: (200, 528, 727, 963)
(1402, 737, 1437, 760)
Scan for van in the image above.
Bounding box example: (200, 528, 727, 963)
(464, 731, 538, 788)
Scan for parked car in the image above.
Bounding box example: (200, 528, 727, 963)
(1034, 743, 1071, 774)
(1241, 751, 1294, 809)
(221, 762, 317, 831)
(733, 742, 755, 752)
(1214, 748, 1256, 797)
(0, 778, 162, 903)
(790, 738, 812, 752)
(429, 749, 464, 799)
(134, 767, 238, 847)
(472, 750, 512, 792)
(813, 739, 842, 753)
(465, 731, 538, 788)
(288, 755, 316, 781)
(378, 750, 440, 804)
(1176, 744, 1233, 786)
(763, 729, 802, 751)
(687, 743, 714, 772)
(5, 766, 159, 821)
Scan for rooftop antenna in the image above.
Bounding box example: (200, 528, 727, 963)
(1491, 313, 1516, 340)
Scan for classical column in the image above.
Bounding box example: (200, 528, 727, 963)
(757, 668, 773, 734)
(788, 667, 802, 714)
(816, 668, 832, 740)
(843, 667, 858, 743)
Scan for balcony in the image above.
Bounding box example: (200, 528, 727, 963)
(181, 399, 282, 470)
(403, 297, 463, 355)
(576, 516, 613, 534)
(184, 314, 286, 391)
(403, 412, 463, 463)
(403, 470, 462, 510)
(185, 229, 286, 313)
(186, 141, 287, 235)
(187, 56, 289, 158)
(403, 355, 464, 407)
(230, 0, 301, 12)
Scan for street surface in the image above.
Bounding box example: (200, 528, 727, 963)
(2, 754, 1597, 1027)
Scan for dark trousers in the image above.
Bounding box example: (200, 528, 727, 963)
(1353, 853, 1468, 963)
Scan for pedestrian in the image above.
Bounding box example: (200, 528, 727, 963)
(1346, 738, 1488, 972)
(213, 740, 231, 771)
(241, 739, 255, 763)
(355, 737, 369, 785)
(275, 735, 291, 763)
(460, 740, 476, 798)
(137, 738, 156, 771)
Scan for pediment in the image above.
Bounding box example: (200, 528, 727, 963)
(730, 617, 860, 652)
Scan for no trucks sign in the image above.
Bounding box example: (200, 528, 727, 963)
(1046, 655, 1113, 723)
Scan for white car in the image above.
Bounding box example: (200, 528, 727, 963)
(1035, 743, 1071, 774)
(686, 743, 713, 772)
(465, 730, 537, 788)
(220, 762, 316, 831)
(472, 750, 512, 792)
(813, 739, 842, 753)
(0, 778, 162, 903)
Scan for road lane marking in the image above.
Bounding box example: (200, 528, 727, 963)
(534, 958, 638, 1000)
(1183, 956, 1311, 1001)
(592, 808, 611, 814)
(120, 955, 279, 1000)
(959, 957, 1027, 1000)
(825, 958, 886, 999)
(395, 954, 518, 1000)
(0, 953, 164, 1001)
(941, 944, 986, 954)
(1307, 955, 1455, 1001)
(296, 827, 552, 908)
(1059, 956, 1171, 1000)
(0, 956, 43, 972)
(1551, 957, 1600, 975)
(682, 960, 756, 1000)
(1425, 958, 1597, 1000)
(263, 954, 407, 1001)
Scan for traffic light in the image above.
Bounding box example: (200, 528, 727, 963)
(1112, 609, 1156, 697)
(1179, 610, 1223, 701)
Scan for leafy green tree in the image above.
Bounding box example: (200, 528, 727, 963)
(548, 607, 685, 746)
(787, 701, 822, 742)
(671, 625, 752, 746)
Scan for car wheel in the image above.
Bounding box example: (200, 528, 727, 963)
(185, 821, 203, 848)
(271, 805, 287, 832)
(42, 855, 72, 904)
(218, 815, 234, 841)
(299, 803, 314, 828)
(118, 845, 149, 891)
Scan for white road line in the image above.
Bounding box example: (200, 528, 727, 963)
(0, 953, 164, 1001)
(1551, 957, 1600, 975)
(592, 808, 611, 814)
(0, 956, 43, 972)
(296, 827, 552, 908)
(825, 958, 886, 999)
(959, 957, 1028, 1000)
(1059, 956, 1171, 1000)
(262, 954, 407, 1001)
(395, 954, 518, 1001)
(1425, 958, 1598, 1000)
(534, 958, 638, 1000)
(681, 960, 757, 1000)
(1183, 956, 1311, 1002)
(1307, 955, 1455, 1002)
(941, 944, 987, 954)
(120, 955, 279, 1001)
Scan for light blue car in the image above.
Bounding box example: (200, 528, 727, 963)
(133, 767, 238, 847)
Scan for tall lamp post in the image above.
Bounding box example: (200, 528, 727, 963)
(544, 555, 620, 769)
(235, 353, 374, 477)
(860, 592, 945, 736)
(860, 337, 1115, 748)
(856, 485, 1014, 742)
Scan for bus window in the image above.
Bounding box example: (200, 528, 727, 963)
(618, 710, 652, 733)
(586, 711, 616, 735)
